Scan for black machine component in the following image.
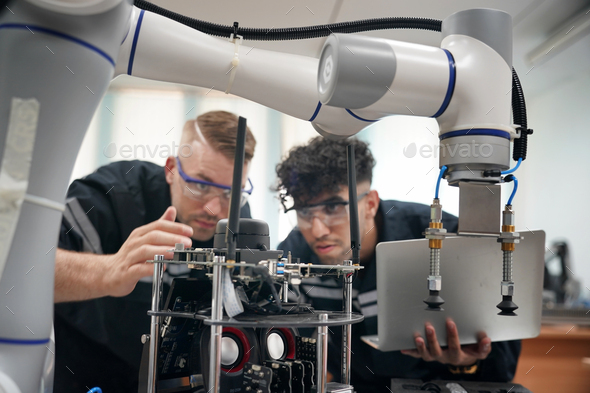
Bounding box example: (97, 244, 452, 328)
(146, 285, 321, 393)
(159, 279, 212, 382)
(214, 218, 270, 250)
(139, 279, 212, 391)
(283, 361, 305, 393)
(297, 360, 315, 393)
(214, 218, 283, 263)
(295, 336, 317, 366)
(544, 240, 581, 305)
(389, 379, 533, 393)
(172, 218, 282, 265)
(263, 361, 292, 393)
(243, 363, 273, 393)
(544, 241, 570, 303)
(158, 298, 204, 379)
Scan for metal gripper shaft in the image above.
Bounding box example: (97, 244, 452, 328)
(429, 248, 441, 276)
(502, 250, 513, 282)
(497, 205, 519, 316)
(424, 198, 445, 311)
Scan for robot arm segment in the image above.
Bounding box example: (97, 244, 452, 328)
(317, 30, 515, 137)
(318, 33, 451, 119)
(115, 7, 369, 138)
(317, 9, 517, 184)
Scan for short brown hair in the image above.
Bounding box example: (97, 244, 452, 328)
(181, 110, 256, 161)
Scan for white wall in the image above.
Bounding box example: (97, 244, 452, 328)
(71, 90, 187, 181)
(358, 116, 460, 217)
(518, 68, 590, 297)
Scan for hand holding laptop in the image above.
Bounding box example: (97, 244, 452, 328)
(400, 318, 492, 366)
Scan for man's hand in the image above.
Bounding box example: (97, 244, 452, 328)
(102, 206, 193, 297)
(55, 206, 193, 302)
(400, 318, 492, 366)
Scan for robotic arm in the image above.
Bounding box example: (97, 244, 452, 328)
(0, 1, 524, 391)
(317, 10, 516, 183)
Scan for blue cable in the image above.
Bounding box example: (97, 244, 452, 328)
(87, 388, 102, 393)
(435, 165, 447, 199)
(506, 176, 518, 206)
(501, 158, 522, 175)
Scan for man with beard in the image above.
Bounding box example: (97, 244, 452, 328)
(54, 110, 256, 392)
(275, 137, 521, 393)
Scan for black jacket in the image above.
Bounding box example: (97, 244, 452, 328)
(278, 200, 521, 393)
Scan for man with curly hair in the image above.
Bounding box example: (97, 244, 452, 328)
(275, 136, 521, 393)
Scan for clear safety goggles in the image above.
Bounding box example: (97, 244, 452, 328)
(285, 192, 369, 228)
(176, 157, 253, 208)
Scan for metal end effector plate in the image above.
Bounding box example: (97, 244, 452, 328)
(458, 182, 501, 236)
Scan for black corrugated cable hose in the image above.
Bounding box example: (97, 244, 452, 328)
(133, 0, 442, 39)
(133, 0, 530, 162)
(511, 67, 532, 161)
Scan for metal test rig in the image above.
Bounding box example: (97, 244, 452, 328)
(143, 121, 366, 393)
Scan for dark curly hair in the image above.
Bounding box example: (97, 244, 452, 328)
(275, 137, 376, 209)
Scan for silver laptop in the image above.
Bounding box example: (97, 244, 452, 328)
(361, 231, 545, 351)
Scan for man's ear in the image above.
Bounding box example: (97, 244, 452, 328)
(365, 189, 380, 219)
(165, 156, 176, 185)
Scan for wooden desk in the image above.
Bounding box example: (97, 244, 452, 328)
(513, 325, 590, 393)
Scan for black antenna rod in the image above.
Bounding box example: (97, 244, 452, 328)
(226, 117, 247, 262)
(347, 144, 361, 265)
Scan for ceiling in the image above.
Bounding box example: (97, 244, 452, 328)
(116, 0, 590, 96)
